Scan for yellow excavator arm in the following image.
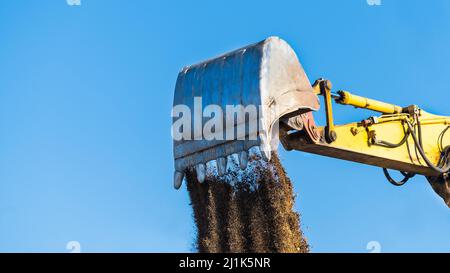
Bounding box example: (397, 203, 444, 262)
(279, 79, 450, 206)
(172, 37, 450, 208)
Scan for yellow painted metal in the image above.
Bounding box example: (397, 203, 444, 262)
(288, 78, 450, 176)
(337, 90, 403, 114)
(321, 80, 337, 142)
(312, 80, 321, 95)
(287, 110, 450, 176)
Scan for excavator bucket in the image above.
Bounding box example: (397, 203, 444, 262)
(172, 36, 319, 189)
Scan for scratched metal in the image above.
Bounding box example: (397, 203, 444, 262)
(172, 37, 319, 186)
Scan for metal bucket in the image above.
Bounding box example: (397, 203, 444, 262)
(172, 36, 319, 188)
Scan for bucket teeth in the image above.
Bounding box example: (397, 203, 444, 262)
(196, 163, 206, 183)
(216, 157, 227, 176)
(239, 151, 249, 170)
(173, 171, 184, 190)
(260, 144, 271, 162)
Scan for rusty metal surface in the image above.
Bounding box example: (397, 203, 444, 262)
(172, 37, 319, 187)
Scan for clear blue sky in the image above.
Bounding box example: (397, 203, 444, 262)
(1, 0, 450, 253)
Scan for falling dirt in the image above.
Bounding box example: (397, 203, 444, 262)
(186, 152, 309, 253)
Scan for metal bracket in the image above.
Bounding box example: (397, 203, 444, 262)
(314, 79, 337, 143)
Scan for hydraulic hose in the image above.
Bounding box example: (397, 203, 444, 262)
(383, 168, 415, 186)
(405, 121, 450, 174)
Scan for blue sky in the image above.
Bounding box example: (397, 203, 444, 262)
(1, 0, 450, 253)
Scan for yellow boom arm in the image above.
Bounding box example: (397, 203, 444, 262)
(282, 79, 450, 207)
(285, 111, 450, 176)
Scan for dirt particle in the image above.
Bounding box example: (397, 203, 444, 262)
(186, 153, 309, 253)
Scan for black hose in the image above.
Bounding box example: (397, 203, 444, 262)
(378, 116, 450, 186)
(383, 168, 414, 186)
(406, 121, 450, 174)
(438, 126, 450, 152)
(375, 129, 410, 148)
(417, 116, 423, 147)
